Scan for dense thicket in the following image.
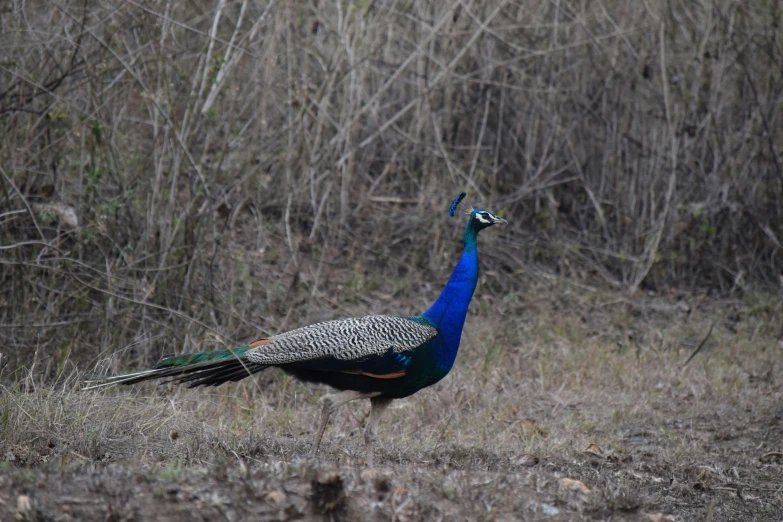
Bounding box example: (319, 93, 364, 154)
(1, 0, 781, 370)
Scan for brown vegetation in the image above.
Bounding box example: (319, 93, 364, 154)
(2, 0, 782, 369)
(1, 0, 782, 520)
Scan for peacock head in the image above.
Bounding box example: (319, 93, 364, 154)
(467, 208, 507, 232)
(448, 192, 507, 233)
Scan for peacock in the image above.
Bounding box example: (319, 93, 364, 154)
(87, 193, 506, 465)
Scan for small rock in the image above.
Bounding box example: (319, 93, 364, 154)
(559, 478, 591, 494)
(513, 454, 539, 467)
(585, 443, 604, 456)
(266, 491, 288, 510)
(360, 468, 381, 482)
(646, 514, 679, 522)
(32, 202, 79, 229)
(517, 418, 546, 437)
(15, 495, 32, 521)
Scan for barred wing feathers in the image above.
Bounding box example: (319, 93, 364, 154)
(245, 315, 437, 365)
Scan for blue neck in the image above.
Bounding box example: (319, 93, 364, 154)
(422, 223, 479, 366)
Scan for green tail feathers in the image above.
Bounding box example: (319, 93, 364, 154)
(84, 345, 264, 389)
(154, 346, 253, 369)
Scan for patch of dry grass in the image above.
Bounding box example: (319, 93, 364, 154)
(2, 290, 781, 520)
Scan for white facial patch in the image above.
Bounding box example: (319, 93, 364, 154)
(474, 212, 492, 224)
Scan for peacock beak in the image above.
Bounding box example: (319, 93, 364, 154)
(493, 216, 508, 225)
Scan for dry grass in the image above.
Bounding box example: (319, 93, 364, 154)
(2, 289, 782, 520)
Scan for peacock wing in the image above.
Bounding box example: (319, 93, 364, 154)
(244, 315, 437, 365)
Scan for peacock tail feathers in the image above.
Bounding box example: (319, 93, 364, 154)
(83, 345, 261, 389)
(154, 346, 253, 368)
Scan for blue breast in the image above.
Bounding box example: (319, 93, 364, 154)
(419, 224, 480, 375)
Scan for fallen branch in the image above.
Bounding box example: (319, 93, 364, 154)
(681, 321, 716, 369)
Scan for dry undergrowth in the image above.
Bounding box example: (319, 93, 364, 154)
(2, 2, 783, 519)
(2, 290, 782, 521)
(3, 0, 783, 378)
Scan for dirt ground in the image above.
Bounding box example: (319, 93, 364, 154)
(2, 290, 782, 521)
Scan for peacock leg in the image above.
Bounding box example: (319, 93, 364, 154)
(311, 390, 379, 457)
(364, 396, 393, 467)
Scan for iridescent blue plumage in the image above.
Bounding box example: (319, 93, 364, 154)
(91, 195, 506, 464)
(448, 192, 466, 217)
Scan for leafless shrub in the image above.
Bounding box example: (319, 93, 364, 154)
(0, 0, 781, 371)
